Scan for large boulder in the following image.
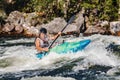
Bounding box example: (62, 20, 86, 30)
(84, 26, 105, 35)
(110, 21, 120, 35)
(15, 24, 23, 33)
(6, 11, 40, 26)
(100, 21, 109, 27)
(1, 11, 40, 36)
(40, 18, 67, 33)
(40, 12, 84, 34)
(6, 11, 25, 25)
(24, 12, 39, 26)
(73, 12, 84, 32)
(0, 11, 85, 37)
(23, 26, 39, 37)
(2, 23, 15, 32)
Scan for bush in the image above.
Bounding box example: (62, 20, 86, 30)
(0, 0, 119, 22)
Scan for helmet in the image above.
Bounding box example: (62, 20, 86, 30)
(39, 28, 47, 34)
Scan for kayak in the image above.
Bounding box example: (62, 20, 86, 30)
(36, 39, 91, 59)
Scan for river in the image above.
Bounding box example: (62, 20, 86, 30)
(0, 34, 120, 80)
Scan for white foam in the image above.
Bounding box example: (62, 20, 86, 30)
(5, 38, 35, 43)
(21, 76, 76, 80)
(0, 34, 120, 74)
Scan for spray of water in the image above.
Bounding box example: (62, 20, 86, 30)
(0, 34, 120, 75)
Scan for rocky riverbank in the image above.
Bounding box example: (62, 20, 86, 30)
(0, 11, 120, 37)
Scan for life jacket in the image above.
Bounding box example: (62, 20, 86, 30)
(36, 37, 49, 48)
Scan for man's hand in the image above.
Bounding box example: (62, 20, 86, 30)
(58, 32, 61, 35)
(43, 48, 49, 52)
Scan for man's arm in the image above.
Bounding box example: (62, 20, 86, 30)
(49, 32, 61, 40)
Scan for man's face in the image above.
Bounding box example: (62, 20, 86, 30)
(39, 33, 46, 40)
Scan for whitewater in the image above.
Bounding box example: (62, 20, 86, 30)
(0, 34, 120, 80)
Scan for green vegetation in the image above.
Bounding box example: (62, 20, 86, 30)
(0, 0, 119, 22)
(82, 0, 119, 22)
(22, 0, 81, 20)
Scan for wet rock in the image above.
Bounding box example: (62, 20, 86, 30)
(110, 21, 120, 35)
(84, 26, 105, 35)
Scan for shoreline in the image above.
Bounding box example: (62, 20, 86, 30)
(0, 11, 120, 38)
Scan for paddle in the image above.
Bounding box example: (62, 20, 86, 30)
(48, 15, 76, 49)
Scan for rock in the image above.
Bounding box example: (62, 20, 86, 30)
(24, 12, 39, 26)
(22, 23, 31, 31)
(24, 26, 39, 37)
(74, 12, 84, 29)
(1, 11, 40, 36)
(116, 31, 120, 36)
(1, 11, 24, 34)
(2, 23, 15, 32)
(40, 18, 67, 34)
(72, 12, 85, 33)
(110, 21, 120, 35)
(100, 21, 109, 27)
(64, 24, 78, 33)
(0, 11, 85, 37)
(40, 12, 84, 34)
(6, 11, 39, 27)
(6, 11, 25, 25)
(84, 26, 105, 35)
(15, 25, 23, 33)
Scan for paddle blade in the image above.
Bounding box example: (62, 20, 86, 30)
(67, 15, 76, 24)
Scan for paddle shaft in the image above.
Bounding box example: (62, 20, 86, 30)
(48, 15, 75, 49)
(49, 23, 69, 49)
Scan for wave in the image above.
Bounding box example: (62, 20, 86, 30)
(0, 34, 120, 77)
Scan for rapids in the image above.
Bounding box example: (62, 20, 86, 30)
(0, 34, 120, 80)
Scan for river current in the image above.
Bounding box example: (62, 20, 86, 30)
(0, 34, 120, 80)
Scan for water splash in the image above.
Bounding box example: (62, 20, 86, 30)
(0, 34, 120, 79)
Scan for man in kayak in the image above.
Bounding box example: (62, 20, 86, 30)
(35, 28, 61, 52)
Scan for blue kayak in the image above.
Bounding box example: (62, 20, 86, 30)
(36, 39, 91, 59)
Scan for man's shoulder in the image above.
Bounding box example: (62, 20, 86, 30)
(35, 37, 40, 41)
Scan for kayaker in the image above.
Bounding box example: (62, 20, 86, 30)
(35, 28, 61, 52)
